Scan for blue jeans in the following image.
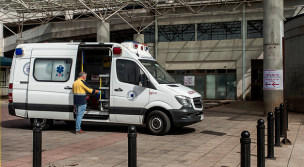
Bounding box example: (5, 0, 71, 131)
(75, 104, 87, 131)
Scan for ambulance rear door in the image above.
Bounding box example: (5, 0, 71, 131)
(27, 45, 78, 120)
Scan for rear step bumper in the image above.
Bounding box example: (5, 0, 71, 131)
(8, 103, 16, 116)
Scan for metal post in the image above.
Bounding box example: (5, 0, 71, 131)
(195, 23, 198, 41)
(266, 112, 276, 159)
(33, 122, 42, 167)
(274, 107, 281, 147)
(0, 21, 4, 57)
(257, 119, 265, 167)
(128, 126, 137, 167)
(240, 131, 251, 167)
(280, 103, 284, 137)
(286, 101, 289, 130)
(154, 16, 158, 61)
(242, 3, 246, 101)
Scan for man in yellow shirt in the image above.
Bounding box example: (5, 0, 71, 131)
(73, 71, 100, 134)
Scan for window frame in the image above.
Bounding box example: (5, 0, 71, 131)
(33, 58, 73, 82)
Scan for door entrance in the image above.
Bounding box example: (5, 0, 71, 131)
(251, 60, 263, 100)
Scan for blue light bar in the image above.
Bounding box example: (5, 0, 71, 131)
(146, 47, 148, 50)
(124, 41, 139, 44)
(15, 48, 23, 55)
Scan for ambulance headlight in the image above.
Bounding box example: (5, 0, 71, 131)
(175, 95, 192, 108)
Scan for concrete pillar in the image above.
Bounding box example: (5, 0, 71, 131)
(263, 0, 284, 116)
(0, 22, 3, 57)
(97, 22, 110, 42)
(133, 34, 144, 43)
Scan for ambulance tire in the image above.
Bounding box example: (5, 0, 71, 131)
(147, 110, 171, 136)
(30, 118, 53, 130)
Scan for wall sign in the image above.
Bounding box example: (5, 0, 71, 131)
(263, 70, 283, 90)
(184, 76, 195, 86)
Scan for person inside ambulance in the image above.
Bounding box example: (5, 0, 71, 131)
(72, 71, 100, 134)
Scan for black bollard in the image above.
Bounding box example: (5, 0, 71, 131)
(240, 131, 251, 167)
(286, 101, 289, 130)
(128, 126, 137, 167)
(280, 103, 284, 137)
(33, 122, 42, 167)
(274, 107, 281, 147)
(257, 119, 265, 167)
(266, 112, 276, 159)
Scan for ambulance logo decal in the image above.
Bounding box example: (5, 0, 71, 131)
(127, 90, 137, 101)
(23, 62, 30, 75)
(56, 65, 64, 77)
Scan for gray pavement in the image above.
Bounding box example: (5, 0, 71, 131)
(1, 99, 304, 167)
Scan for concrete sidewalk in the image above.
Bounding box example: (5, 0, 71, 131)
(1, 99, 304, 167)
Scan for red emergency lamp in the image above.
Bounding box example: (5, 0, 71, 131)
(113, 47, 122, 54)
(141, 46, 143, 50)
(134, 43, 138, 49)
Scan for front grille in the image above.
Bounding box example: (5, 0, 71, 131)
(193, 97, 202, 108)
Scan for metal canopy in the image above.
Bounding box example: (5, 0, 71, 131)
(0, 0, 260, 38)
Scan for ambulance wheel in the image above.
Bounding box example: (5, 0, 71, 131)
(30, 118, 53, 130)
(146, 110, 171, 136)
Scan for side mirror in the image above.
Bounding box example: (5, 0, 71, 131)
(140, 74, 148, 87)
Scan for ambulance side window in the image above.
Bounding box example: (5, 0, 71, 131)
(116, 59, 141, 85)
(34, 59, 72, 82)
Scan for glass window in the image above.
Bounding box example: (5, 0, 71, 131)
(196, 70, 206, 74)
(110, 29, 137, 43)
(227, 69, 236, 73)
(206, 70, 216, 73)
(216, 69, 226, 73)
(158, 24, 195, 42)
(206, 75, 216, 99)
(216, 75, 226, 99)
(247, 20, 263, 38)
(139, 60, 176, 84)
(116, 59, 141, 85)
(198, 22, 241, 41)
(34, 59, 72, 82)
(1, 68, 6, 86)
(141, 26, 155, 43)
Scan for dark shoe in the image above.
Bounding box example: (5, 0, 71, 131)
(75, 130, 86, 134)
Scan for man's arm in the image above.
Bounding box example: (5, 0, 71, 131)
(81, 80, 99, 94)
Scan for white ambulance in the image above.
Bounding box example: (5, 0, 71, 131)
(8, 42, 203, 135)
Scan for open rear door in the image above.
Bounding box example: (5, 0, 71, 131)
(27, 46, 77, 120)
(11, 53, 31, 117)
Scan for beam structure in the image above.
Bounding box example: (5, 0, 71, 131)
(0, 0, 261, 39)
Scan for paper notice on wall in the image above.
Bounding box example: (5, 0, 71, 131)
(263, 70, 283, 90)
(184, 76, 195, 86)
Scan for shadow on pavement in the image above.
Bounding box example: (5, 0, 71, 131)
(1, 119, 197, 136)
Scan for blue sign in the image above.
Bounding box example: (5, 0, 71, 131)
(56, 65, 64, 77)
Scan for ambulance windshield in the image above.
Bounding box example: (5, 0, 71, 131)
(139, 60, 176, 84)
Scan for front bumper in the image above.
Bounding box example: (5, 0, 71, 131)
(168, 107, 203, 127)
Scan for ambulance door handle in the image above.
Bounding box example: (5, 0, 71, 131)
(114, 88, 123, 92)
(64, 86, 72, 89)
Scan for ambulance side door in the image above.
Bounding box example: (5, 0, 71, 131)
(27, 48, 77, 120)
(112, 58, 150, 124)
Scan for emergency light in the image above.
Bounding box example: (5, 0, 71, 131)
(113, 47, 122, 55)
(15, 48, 23, 56)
